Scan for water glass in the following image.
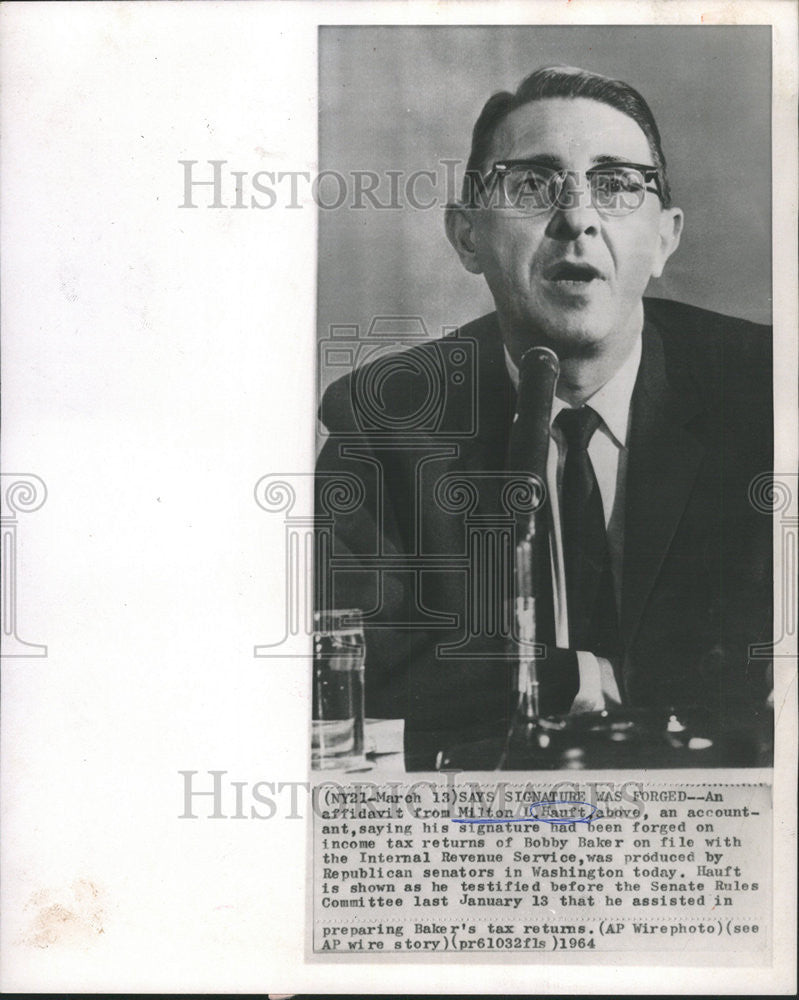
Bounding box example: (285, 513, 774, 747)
(312, 609, 366, 769)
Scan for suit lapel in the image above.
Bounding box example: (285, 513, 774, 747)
(415, 314, 514, 569)
(620, 318, 706, 649)
(450, 312, 517, 497)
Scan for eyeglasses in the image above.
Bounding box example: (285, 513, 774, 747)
(472, 159, 664, 217)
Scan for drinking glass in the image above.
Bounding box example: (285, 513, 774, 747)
(311, 609, 366, 770)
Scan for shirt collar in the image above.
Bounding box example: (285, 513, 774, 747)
(504, 333, 642, 449)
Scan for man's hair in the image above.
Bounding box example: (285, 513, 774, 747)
(463, 65, 672, 208)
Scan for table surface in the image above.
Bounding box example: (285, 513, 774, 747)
(439, 708, 774, 772)
(314, 709, 773, 776)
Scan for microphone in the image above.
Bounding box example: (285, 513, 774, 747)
(509, 345, 560, 536)
(508, 345, 560, 726)
(509, 346, 560, 483)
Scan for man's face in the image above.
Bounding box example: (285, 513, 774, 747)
(450, 97, 683, 358)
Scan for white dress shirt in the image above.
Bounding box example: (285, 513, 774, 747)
(505, 335, 643, 711)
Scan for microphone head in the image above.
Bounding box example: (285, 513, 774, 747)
(509, 345, 561, 488)
(519, 345, 560, 381)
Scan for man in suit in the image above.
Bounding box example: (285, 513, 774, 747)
(315, 66, 772, 769)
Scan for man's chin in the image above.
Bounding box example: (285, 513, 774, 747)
(504, 297, 625, 361)
(536, 323, 609, 361)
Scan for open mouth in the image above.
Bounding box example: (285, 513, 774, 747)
(544, 261, 603, 284)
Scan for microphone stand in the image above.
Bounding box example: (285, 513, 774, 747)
(497, 495, 543, 770)
(515, 510, 540, 721)
(497, 344, 559, 769)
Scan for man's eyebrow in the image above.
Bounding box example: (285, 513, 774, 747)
(502, 154, 656, 168)
(591, 154, 655, 167)
(503, 153, 562, 168)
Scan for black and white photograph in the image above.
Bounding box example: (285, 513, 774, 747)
(313, 26, 774, 774)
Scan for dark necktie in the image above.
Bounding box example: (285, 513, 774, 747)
(555, 406, 619, 657)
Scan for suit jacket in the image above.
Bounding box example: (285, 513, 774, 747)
(316, 298, 773, 767)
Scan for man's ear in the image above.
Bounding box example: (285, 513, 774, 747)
(650, 206, 684, 279)
(445, 205, 483, 275)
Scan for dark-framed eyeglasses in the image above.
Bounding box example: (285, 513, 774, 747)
(472, 159, 664, 217)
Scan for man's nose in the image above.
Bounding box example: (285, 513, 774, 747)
(544, 173, 600, 240)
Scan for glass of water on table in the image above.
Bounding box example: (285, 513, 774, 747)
(312, 609, 370, 770)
